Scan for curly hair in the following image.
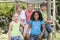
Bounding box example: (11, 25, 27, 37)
(30, 11, 43, 20)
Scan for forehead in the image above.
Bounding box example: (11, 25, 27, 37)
(34, 13, 39, 15)
(13, 14, 19, 16)
(40, 6, 47, 8)
(28, 4, 33, 7)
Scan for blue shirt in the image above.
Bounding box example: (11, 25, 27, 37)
(30, 20, 44, 35)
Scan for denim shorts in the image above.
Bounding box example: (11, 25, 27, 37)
(11, 36, 21, 40)
(30, 35, 39, 40)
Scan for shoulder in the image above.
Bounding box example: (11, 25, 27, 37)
(25, 10, 28, 14)
(40, 20, 44, 24)
(30, 20, 34, 24)
(21, 10, 25, 13)
(30, 20, 33, 22)
(9, 21, 13, 25)
(19, 21, 22, 24)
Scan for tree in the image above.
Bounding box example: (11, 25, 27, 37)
(56, 0, 60, 24)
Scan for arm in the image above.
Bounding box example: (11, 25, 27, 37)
(27, 23, 31, 34)
(8, 22, 12, 40)
(39, 24, 45, 39)
(20, 11, 26, 23)
(41, 24, 45, 37)
(26, 23, 31, 39)
(20, 22, 26, 36)
(47, 16, 53, 23)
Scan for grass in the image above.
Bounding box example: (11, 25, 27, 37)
(56, 32, 60, 40)
(0, 32, 60, 40)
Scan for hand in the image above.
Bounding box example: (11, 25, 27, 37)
(23, 33, 26, 37)
(26, 33, 30, 39)
(21, 19, 25, 23)
(8, 37, 11, 40)
(38, 35, 42, 40)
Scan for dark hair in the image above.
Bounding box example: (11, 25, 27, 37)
(40, 2, 47, 7)
(31, 11, 43, 20)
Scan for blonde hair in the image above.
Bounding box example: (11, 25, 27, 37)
(12, 12, 19, 21)
(16, 4, 23, 10)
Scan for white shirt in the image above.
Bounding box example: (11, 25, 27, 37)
(19, 10, 26, 24)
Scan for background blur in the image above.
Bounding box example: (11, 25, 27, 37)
(0, 0, 60, 40)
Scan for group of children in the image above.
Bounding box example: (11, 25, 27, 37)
(8, 3, 53, 40)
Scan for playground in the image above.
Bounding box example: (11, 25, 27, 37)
(0, 32, 60, 40)
(0, 0, 60, 40)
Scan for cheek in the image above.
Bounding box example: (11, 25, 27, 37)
(43, 7, 47, 9)
(15, 17, 18, 19)
(36, 16, 39, 19)
(34, 16, 39, 19)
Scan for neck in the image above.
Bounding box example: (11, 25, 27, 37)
(13, 21, 18, 23)
(41, 10, 46, 12)
(28, 10, 32, 12)
(35, 20, 38, 21)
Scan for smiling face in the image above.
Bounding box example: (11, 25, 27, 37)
(34, 12, 39, 21)
(12, 13, 19, 22)
(40, 6, 47, 12)
(27, 4, 33, 12)
(16, 7, 22, 13)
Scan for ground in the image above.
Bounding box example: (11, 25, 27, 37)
(0, 32, 60, 40)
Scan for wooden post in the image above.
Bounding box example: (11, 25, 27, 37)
(47, 0, 51, 40)
(52, 0, 56, 40)
(0, 27, 2, 35)
(15, 0, 18, 11)
(47, 0, 51, 19)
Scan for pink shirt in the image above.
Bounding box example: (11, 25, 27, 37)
(25, 10, 34, 22)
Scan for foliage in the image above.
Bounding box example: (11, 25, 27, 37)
(0, 0, 60, 29)
(0, 2, 26, 30)
(0, 16, 9, 29)
(56, 0, 60, 24)
(0, 3, 15, 29)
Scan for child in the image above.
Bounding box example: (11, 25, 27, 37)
(8, 13, 26, 40)
(27, 11, 45, 40)
(40, 3, 53, 32)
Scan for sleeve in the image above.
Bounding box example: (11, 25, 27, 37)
(41, 20, 44, 25)
(30, 20, 32, 24)
(21, 11, 26, 19)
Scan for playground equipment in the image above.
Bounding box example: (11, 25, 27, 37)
(0, 0, 58, 40)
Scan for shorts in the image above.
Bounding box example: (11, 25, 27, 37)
(11, 36, 21, 40)
(30, 35, 39, 40)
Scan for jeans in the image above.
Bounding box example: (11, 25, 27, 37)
(11, 36, 21, 40)
(45, 24, 53, 33)
(43, 29, 48, 38)
(30, 35, 38, 40)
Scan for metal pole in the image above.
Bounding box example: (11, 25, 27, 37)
(47, 0, 51, 40)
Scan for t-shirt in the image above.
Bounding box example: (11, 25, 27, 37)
(25, 10, 35, 22)
(40, 10, 47, 22)
(30, 20, 44, 35)
(19, 10, 26, 24)
(11, 22, 22, 36)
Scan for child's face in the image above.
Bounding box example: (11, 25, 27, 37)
(17, 7, 22, 12)
(40, 6, 47, 11)
(28, 4, 33, 12)
(34, 13, 39, 20)
(13, 14, 19, 22)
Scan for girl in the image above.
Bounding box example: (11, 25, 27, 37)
(8, 13, 26, 40)
(27, 11, 45, 40)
